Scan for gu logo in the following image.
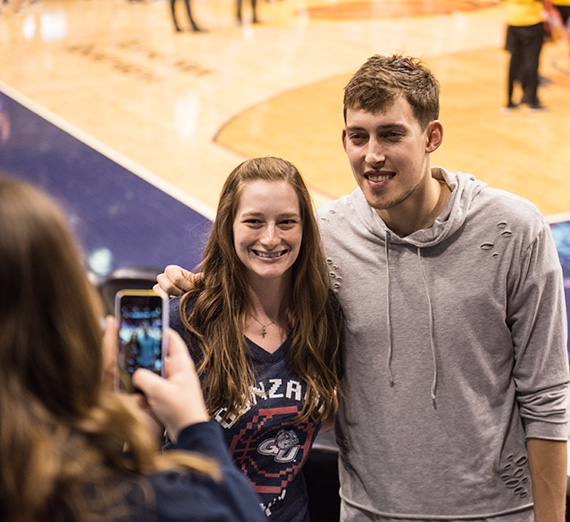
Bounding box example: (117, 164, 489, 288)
(258, 429, 300, 463)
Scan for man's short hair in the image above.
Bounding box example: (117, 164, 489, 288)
(343, 54, 440, 129)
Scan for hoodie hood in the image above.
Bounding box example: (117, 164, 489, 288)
(348, 168, 487, 404)
(352, 167, 487, 248)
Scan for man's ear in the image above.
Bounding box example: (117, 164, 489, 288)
(426, 120, 444, 153)
(342, 128, 348, 153)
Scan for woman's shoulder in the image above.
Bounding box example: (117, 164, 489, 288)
(168, 295, 203, 362)
(168, 296, 186, 338)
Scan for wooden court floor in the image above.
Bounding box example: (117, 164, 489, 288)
(1, 0, 570, 218)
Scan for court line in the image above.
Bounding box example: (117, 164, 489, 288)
(548, 212, 570, 224)
(0, 80, 216, 221)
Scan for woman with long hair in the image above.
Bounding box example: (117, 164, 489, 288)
(169, 156, 343, 522)
(0, 175, 267, 522)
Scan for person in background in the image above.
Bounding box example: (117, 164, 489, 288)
(504, 0, 547, 109)
(134, 321, 160, 369)
(168, 156, 342, 521)
(0, 175, 267, 522)
(170, 0, 202, 32)
(237, 0, 259, 24)
(157, 54, 569, 522)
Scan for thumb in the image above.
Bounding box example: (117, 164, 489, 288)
(132, 367, 164, 397)
(163, 330, 193, 377)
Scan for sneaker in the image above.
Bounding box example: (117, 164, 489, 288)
(528, 103, 547, 111)
(520, 101, 547, 112)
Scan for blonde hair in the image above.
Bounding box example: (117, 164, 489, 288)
(181, 157, 342, 424)
(0, 176, 218, 522)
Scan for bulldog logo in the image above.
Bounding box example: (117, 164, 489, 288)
(258, 429, 300, 463)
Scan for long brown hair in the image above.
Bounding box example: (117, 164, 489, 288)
(181, 157, 342, 424)
(0, 176, 217, 522)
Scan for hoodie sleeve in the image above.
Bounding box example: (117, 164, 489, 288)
(150, 421, 267, 522)
(508, 222, 570, 440)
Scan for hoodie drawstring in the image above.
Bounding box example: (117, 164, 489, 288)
(416, 246, 438, 405)
(384, 237, 438, 405)
(385, 233, 395, 387)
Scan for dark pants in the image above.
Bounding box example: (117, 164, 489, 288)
(236, 0, 258, 23)
(170, 0, 199, 31)
(505, 22, 544, 106)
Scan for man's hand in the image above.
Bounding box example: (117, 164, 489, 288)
(154, 264, 197, 296)
(132, 330, 209, 442)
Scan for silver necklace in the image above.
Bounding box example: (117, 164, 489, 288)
(251, 315, 276, 338)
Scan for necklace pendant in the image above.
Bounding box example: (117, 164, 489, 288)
(261, 326, 267, 338)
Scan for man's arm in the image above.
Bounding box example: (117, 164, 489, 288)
(527, 437, 567, 522)
(509, 223, 569, 521)
(153, 264, 197, 296)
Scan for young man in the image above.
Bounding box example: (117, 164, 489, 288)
(156, 54, 569, 521)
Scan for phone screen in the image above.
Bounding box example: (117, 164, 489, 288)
(115, 290, 167, 393)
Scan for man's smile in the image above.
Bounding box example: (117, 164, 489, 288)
(365, 170, 395, 183)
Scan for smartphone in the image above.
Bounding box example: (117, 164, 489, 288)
(115, 289, 168, 393)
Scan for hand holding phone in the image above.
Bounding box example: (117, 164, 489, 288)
(115, 289, 168, 393)
(132, 329, 209, 442)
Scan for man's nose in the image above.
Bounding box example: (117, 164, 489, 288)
(365, 138, 385, 165)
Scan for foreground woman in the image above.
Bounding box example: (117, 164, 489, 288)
(0, 175, 267, 522)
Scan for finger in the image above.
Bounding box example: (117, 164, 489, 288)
(132, 367, 165, 395)
(162, 330, 192, 377)
(126, 392, 165, 441)
(165, 265, 194, 292)
(156, 272, 179, 296)
(132, 393, 150, 410)
(103, 315, 117, 342)
(164, 264, 185, 279)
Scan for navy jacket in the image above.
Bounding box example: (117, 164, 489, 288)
(138, 421, 268, 521)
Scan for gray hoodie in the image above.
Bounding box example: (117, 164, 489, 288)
(316, 168, 569, 519)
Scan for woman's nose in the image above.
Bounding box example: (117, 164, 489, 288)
(259, 224, 279, 246)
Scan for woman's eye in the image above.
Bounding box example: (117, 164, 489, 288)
(279, 219, 299, 227)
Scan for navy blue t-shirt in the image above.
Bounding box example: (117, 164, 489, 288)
(170, 297, 321, 522)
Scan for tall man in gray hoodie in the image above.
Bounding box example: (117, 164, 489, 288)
(156, 54, 569, 522)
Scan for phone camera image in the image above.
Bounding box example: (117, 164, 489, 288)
(116, 290, 166, 393)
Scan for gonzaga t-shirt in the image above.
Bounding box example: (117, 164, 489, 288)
(170, 297, 321, 522)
